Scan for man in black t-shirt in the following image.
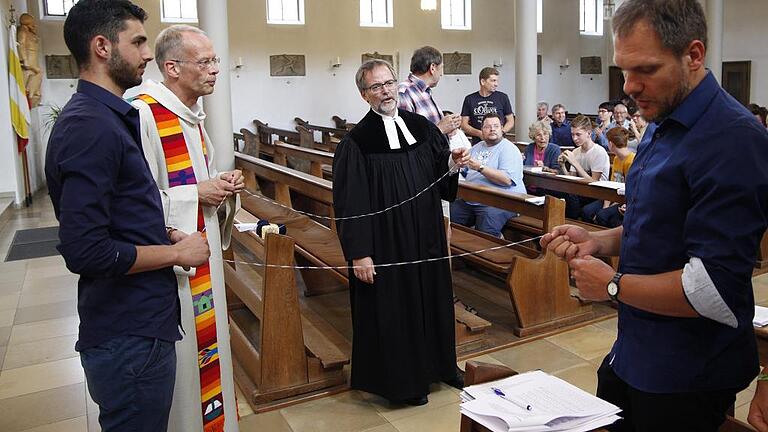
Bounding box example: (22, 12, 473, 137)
(461, 67, 515, 143)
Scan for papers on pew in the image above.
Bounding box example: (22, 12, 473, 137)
(589, 180, 624, 190)
(754, 306, 768, 327)
(525, 196, 546, 206)
(460, 370, 621, 432)
(555, 174, 586, 181)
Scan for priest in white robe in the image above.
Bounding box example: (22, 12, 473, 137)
(131, 25, 241, 432)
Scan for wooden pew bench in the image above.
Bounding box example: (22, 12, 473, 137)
(295, 117, 347, 152)
(225, 221, 349, 411)
(234, 152, 492, 351)
(450, 183, 593, 336)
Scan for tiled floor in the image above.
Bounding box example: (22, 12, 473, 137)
(0, 196, 763, 431)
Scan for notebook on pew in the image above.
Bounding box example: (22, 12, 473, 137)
(459, 370, 621, 432)
(754, 306, 768, 327)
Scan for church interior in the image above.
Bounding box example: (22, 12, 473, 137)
(0, 0, 767, 431)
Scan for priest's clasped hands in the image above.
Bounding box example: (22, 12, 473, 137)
(541, 224, 615, 301)
(198, 169, 246, 207)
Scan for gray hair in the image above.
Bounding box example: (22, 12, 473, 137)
(355, 59, 397, 92)
(528, 120, 552, 140)
(612, 0, 707, 56)
(537, 101, 549, 110)
(155, 24, 207, 73)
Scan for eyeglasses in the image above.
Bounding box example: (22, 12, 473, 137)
(171, 57, 221, 70)
(364, 79, 397, 93)
(598, 109, 609, 114)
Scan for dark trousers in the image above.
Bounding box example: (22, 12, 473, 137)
(80, 335, 177, 432)
(596, 356, 737, 432)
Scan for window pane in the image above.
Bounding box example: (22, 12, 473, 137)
(537, 0, 542, 33)
(360, 0, 372, 23)
(47, 0, 64, 15)
(371, 0, 387, 24)
(180, 0, 197, 19)
(164, 0, 181, 19)
(283, 0, 299, 21)
(268, 0, 283, 21)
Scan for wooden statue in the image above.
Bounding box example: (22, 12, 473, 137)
(18, 13, 42, 107)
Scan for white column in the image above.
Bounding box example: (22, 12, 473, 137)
(705, 0, 723, 83)
(514, 0, 537, 138)
(197, 0, 235, 171)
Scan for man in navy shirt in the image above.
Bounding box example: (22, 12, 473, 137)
(550, 103, 575, 147)
(542, 1, 768, 431)
(460, 67, 515, 144)
(45, 1, 210, 430)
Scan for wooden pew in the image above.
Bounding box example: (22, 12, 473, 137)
(234, 152, 492, 352)
(294, 117, 347, 152)
(460, 361, 753, 432)
(254, 119, 302, 148)
(451, 183, 592, 336)
(523, 167, 626, 204)
(226, 225, 349, 411)
(332, 115, 356, 131)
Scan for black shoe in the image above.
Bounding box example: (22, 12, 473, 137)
(390, 395, 429, 406)
(443, 368, 465, 390)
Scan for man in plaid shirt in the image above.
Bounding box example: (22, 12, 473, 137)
(398, 46, 461, 135)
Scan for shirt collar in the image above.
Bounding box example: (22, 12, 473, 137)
(408, 73, 431, 93)
(77, 79, 136, 117)
(666, 71, 719, 130)
(373, 108, 417, 149)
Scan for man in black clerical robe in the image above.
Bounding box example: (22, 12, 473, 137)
(333, 59, 469, 406)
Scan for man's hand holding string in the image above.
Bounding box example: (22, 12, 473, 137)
(353, 256, 376, 284)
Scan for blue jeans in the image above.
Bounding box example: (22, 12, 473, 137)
(80, 335, 177, 432)
(450, 199, 516, 238)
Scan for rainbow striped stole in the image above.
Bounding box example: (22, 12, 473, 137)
(135, 94, 225, 432)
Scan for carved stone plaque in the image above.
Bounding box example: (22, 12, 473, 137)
(443, 52, 471, 75)
(362, 51, 393, 65)
(270, 54, 306, 77)
(580, 56, 602, 74)
(45, 55, 79, 79)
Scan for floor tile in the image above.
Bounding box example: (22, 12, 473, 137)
(0, 307, 16, 326)
(238, 410, 293, 432)
(0, 280, 23, 296)
(280, 390, 387, 432)
(361, 424, 399, 432)
(14, 300, 78, 325)
(0, 356, 84, 399)
(3, 334, 78, 370)
(0, 270, 26, 285)
(19, 416, 87, 432)
(389, 401, 460, 432)
(489, 339, 586, 374)
(235, 384, 253, 418)
(552, 362, 600, 395)
(0, 345, 6, 369)
(9, 315, 79, 345)
(736, 377, 758, 408)
(545, 325, 616, 361)
(85, 380, 98, 414)
(0, 292, 20, 311)
(0, 382, 85, 432)
(18, 284, 77, 308)
(86, 414, 100, 432)
(735, 402, 750, 423)
(360, 383, 461, 423)
(0, 325, 11, 347)
(593, 317, 618, 334)
(22, 273, 78, 293)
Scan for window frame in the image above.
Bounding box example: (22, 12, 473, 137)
(39, 0, 77, 21)
(360, 0, 394, 28)
(579, 0, 604, 36)
(160, 0, 198, 24)
(267, 0, 306, 25)
(440, 0, 471, 31)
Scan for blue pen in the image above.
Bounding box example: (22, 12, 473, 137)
(491, 387, 533, 411)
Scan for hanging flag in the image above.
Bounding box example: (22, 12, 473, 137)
(8, 23, 30, 151)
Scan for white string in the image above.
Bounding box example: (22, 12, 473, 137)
(218, 235, 544, 270)
(240, 168, 455, 221)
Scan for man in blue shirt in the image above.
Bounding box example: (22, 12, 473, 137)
(541, 1, 768, 431)
(451, 113, 525, 237)
(550, 103, 575, 147)
(45, 1, 210, 430)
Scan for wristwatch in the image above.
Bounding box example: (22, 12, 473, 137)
(478, 164, 485, 173)
(607, 272, 623, 301)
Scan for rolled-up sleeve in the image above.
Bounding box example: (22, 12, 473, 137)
(683, 122, 768, 326)
(55, 125, 137, 277)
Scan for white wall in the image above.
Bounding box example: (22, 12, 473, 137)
(722, 0, 768, 105)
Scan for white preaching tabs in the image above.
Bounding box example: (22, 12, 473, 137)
(379, 109, 417, 150)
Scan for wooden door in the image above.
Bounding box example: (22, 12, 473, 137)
(722, 61, 751, 106)
(608, 66, 627, 102)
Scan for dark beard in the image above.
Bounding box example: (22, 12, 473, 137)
(107, 48, 143, 91)
(646, 68, 690, 123)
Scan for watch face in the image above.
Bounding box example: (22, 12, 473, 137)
(607, 282, 618, 296)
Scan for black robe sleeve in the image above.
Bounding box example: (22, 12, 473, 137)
(332, 136, 375, 262)
(427, 122, 459, 202)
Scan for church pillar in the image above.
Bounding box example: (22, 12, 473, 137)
(705, 0, 723, 83)
(197, 0, 235, 171)
(514, 0, 537, 138)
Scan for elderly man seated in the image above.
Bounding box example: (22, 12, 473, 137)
(450, 113, 525, 237)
